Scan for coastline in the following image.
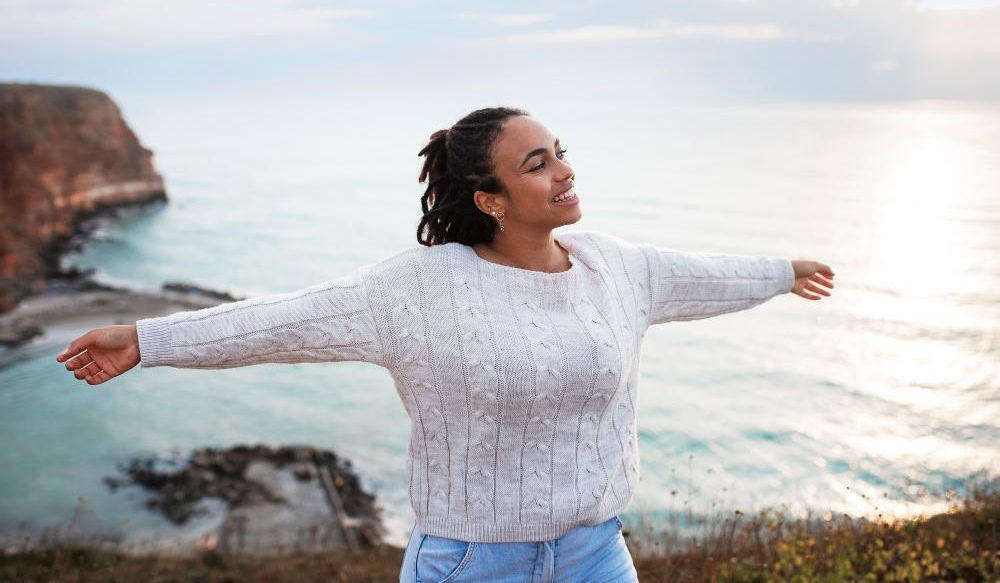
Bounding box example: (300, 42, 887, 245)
(0, 196, 245, 355)
(0, 279, 239, 352)
(0, 195, 396, 557)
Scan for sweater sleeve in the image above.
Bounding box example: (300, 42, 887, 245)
(134, 264, 386, 370)
(638, 244, 795, 325)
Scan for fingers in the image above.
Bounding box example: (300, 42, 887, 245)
(811, 273, 834, 289)
(76, 357, 110, 385)
(62, 348, 94, 372)
(74, 358, 100, 379)
(56, 331, 96, 363)
(796, 289, 822, 300)
(793, 276, 834, 300)
(85, 369, 109, 385)
(803, 281, 831, 297)
(56, 341, 112, 385)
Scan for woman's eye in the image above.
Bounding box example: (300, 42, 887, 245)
(530, 149, 568, 172)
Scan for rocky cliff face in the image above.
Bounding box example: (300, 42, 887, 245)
(0, 83, 167, 313)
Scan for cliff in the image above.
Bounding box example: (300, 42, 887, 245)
(0, 83, 167, 313)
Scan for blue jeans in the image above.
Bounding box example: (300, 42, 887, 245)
(399, 516, 639, 583)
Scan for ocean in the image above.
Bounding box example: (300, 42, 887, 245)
(1, 97, 997, 551)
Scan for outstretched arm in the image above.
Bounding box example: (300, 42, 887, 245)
(55, 265, 387, 385)
(639, 245, 834, 325)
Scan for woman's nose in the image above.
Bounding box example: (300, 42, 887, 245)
(555, 157, 574, 180)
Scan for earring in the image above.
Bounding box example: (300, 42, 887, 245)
(491, 210, 505, 232)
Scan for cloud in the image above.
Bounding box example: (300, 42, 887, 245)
(915, 0, 1000, 9)
(655, 19, 838, 41)
(0, 0, 374, 45)
(456, 11, 555, 26)
(473, 18, 840, 47)
(3, 0, 998, 101)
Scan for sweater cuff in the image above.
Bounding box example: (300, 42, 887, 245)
(779, 258, 795, 294)
(136, 316, 173, 368)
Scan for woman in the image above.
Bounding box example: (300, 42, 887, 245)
(56, 106, 834, 582)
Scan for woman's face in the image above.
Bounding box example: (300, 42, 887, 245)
(475, 115, 581, 235)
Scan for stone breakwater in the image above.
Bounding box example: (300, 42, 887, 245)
(0, 82, 167, 314)
(103, 444, 387, 554)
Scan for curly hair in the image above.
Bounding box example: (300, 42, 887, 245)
(416, 106, 530, 246)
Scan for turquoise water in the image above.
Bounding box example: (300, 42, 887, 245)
(2, 99, 998, 550)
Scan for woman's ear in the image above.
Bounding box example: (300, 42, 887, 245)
(473, 190, 502, 215)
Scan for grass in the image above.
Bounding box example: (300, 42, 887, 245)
(621, 467, 1000, 582)
(2, 467, 997, 582)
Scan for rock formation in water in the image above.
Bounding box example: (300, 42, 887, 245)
(0, 82, 167, 314)
(103, 444, 386, 553)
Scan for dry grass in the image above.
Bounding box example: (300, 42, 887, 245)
(623, 470, 1000, 582)
(3, 467, 997, 582)
(0, 544, 405, 582)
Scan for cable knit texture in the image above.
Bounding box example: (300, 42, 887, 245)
(135, 230, 795, 542)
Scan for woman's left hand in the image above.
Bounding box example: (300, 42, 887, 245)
(790, 260, 835, 300)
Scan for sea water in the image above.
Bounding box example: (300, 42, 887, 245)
(1, 98, 997, 551)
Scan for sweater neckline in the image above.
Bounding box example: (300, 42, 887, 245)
(465, 238, 577, 274)
(459, 237, 581, 296)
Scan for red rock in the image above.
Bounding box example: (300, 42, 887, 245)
(0, 83, 167, 314)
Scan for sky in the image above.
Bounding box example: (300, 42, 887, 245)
(2, 0, 999, 108)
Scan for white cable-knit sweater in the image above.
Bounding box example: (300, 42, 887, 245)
(135, 230, 795, 543)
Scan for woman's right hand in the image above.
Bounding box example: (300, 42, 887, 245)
(55, 324, 141, 386)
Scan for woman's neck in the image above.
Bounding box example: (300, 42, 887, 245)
(472, 232, 571, 273)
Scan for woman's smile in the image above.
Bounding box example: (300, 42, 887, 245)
(551, 188, 578, 205)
